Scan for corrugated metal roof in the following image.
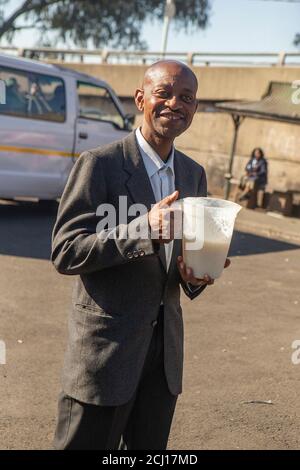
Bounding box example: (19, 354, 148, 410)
(215, 81, 300, 124)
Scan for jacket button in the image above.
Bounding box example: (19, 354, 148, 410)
(133, 250, 139, 258)
(151, 320, 158, 327)
(127, 252, 133, 259)
(138, 249, 145, 256)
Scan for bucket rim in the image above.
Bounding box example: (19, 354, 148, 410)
(182, 196, 242, 211)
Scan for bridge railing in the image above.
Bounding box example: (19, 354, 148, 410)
(1, 46, 300, 66)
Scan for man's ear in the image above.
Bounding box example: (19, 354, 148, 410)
(193, 99, 198, 115)
(134, 88, 144, 112)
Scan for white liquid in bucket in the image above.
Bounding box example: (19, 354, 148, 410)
(183, 237, 230, 279)
(180, 197, 241, 280)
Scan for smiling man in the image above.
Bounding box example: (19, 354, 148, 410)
(137, 61, 198, 153)
(51, 60, 230, 450)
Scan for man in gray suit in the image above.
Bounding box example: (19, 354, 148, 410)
(52, 60, 230, 450)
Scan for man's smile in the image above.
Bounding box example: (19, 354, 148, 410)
(158, 111, 185, 121)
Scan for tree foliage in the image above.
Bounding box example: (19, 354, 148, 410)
(0, 0, 211, 49)
(294, 33, 300, 47)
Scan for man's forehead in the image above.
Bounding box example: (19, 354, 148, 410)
(143, 61, 198, 90)
(144, 73, 197, 94)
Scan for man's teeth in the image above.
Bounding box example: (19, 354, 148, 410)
(161, 114, 182, 119)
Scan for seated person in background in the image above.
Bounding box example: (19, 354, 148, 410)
(4, 77, 27, 114)
(49, 85, 65, 114)
(27, 81, 52, 116)
(239, 147, 268, 204)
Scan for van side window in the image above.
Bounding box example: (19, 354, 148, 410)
(77, 81, 124, 129)
(0, 68, 28, 116)
(0, 66, 66, 122)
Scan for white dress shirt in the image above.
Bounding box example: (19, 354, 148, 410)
(135, 127, 174, 271)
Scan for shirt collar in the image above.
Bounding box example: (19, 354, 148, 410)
(135, 127, 175, 178)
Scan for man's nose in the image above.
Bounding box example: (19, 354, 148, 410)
(165, 95, 182, 110)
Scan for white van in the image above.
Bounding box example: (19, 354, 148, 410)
(0, 53, 132, 201)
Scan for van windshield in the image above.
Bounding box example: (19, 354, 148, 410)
(77, 81, 124, 129)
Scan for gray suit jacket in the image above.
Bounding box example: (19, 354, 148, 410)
(51, 131, 207, 406)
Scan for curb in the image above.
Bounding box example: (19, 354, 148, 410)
(235, 219, 300, 246)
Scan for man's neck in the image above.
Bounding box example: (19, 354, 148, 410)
(140, 126, 173, 162)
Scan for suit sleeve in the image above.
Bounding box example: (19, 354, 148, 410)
(51, 151, 158, 275)
(180, 167, 208, 300)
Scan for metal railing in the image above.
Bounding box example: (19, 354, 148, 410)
(1, 46, 300, 66)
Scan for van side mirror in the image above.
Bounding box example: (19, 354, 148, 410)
(124, 113, 135, 130)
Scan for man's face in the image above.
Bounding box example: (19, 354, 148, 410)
(135, 63, 198, 141)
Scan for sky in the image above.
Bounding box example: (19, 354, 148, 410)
(1, 0, 300, 53)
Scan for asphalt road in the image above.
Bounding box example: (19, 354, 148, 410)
(0, 201, 300, 450)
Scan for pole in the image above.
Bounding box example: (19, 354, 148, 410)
(224, 114, 243, 200)
(161, 0, 176, 57)
(161, 16, 170, 57)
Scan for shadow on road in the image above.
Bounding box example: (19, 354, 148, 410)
(0, 201, 57, 260)
(0, 201, 299, 260)
(229, 230, 299, 257)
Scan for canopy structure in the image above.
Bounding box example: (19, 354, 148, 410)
(214, 81, 300, 198)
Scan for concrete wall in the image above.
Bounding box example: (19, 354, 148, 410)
(56, 62, 300, 194)
(175, 113, 300, 194)
(57, 63, 300, 100)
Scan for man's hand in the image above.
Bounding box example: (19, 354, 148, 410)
(177, 256, 231, 287)
(148, 190, 180, 244)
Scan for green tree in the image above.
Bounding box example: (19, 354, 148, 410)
(0, 0, 211, 48)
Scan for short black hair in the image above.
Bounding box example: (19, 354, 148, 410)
(251, 147, 265, 159)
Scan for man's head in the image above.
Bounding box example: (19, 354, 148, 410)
(135, 60, 198, 143)
(252, 147, 264, 160)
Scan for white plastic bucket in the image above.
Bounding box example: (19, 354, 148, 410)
(181, 197, 242, 279)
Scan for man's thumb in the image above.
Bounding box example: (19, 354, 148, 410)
(162, 190, 179, 206)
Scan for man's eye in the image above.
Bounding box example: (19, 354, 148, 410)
(182, 95, 193, 103)
(156, 91, 169, 98)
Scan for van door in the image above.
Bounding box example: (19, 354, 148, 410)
(0, 65, 74, 200)
(75, 81, 128, 155)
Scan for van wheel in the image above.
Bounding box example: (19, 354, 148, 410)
(38, 199, 59, 211)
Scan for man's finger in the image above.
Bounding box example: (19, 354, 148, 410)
(179, 261, 187, 279)
(204, 274, 214, 283)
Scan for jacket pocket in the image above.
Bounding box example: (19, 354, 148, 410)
(74, 303, 117, 320)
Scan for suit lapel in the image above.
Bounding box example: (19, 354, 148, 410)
(123, 132, 156, 211)
(174, 149, 190, 201)
(122, 132, 167, 271)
